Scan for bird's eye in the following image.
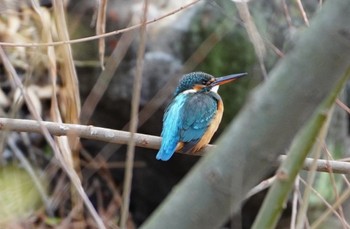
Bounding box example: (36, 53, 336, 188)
(202, 79, 209, 85)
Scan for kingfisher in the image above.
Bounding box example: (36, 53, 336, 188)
(156, 71, 247, 161)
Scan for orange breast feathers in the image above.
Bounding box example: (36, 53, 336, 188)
(190, 99, 224, 153)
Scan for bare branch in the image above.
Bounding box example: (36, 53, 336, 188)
(245, 176, 276, 200)
(246, 156, 350, 201)
(0, 117, 212, 154)
(278, 155, 350, 174)
(0, 117, 160, 149)
(2, 117, 350, 176)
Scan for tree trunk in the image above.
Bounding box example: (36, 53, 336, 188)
(141, 1, 350, 228)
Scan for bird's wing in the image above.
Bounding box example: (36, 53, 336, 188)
(156, 93, 187, 161)
(179, 93, 218, 146)
(156, 92, 217, 160)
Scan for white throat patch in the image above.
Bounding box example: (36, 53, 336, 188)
(182, 89, 197, 94)
(211, 85, 219, 93)
(182, 85, 220, 94)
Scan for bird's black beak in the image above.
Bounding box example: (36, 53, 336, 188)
(211, 72, 247, 86)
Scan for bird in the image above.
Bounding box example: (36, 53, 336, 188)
(156, 71, 247, 161)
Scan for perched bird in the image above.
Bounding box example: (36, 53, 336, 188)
(156, 71, 247, 161)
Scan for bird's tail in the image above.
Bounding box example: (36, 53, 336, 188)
(156, 138, 178, 161)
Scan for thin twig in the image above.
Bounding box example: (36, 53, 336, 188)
(297, 184, 311, 229)
(336, 98, 350, 114)
(282, 0, 293, 28)
(310, 187, 350, 229)
(296, 0, 310, 27)
(290, 176, 299, 229)
(96, 0, 108, 70)
(235, 2, 267, 79)
(296, 107, 332, 229)
(0, 0, 200, 47)
(298, 177, 350, 228)
(278, 155, 350, 174)
(120, 1, 148, 228)
(322, 145, 350, 188)
(322, 144, 350, 228)
(245, 175, 276, 199)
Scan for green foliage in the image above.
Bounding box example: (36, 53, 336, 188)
(0, 165, 47, 225)
(44, 216, 62, 226)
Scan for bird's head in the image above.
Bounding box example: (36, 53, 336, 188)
(174, 72, 247, 96)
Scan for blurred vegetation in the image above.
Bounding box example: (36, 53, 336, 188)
(0, 165, 47, 225)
